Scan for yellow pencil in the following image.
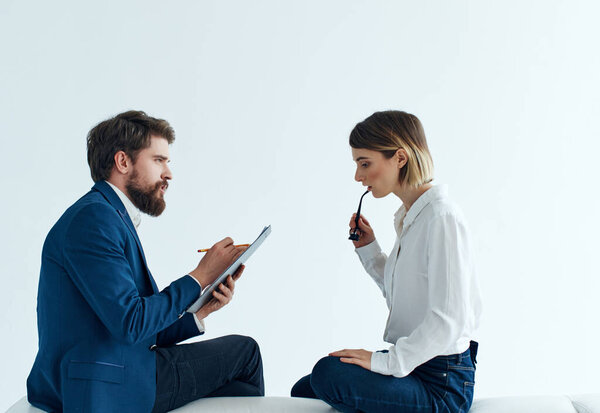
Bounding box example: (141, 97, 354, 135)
(197, 244, 250, 253)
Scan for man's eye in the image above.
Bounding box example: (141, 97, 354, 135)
(361, 163, 369, 168)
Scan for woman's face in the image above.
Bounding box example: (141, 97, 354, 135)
(352, 148, 403, 198)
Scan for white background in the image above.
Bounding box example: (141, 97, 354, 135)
(1, 0, 599, 410)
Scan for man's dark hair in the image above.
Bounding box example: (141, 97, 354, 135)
(86, 110, 175, 182)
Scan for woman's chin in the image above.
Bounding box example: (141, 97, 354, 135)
(371, 189, 391, 199)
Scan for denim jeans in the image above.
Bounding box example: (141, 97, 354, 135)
(291, 341, 478, 413)
(152, 335, 264, 413)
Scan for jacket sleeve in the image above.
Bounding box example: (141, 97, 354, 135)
(62, 202, 201, 345)
(157, 313, 203, 346)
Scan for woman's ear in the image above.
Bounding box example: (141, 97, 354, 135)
(395, 148, 408, 169)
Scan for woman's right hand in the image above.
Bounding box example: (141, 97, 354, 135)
(349, 213, 376, 248)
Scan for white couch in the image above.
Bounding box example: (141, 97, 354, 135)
(7, 394, 600, 412)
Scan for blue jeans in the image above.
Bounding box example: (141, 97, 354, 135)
(291, 341, 478, 413)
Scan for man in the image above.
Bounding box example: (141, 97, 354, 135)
(27, 111, 264, 412)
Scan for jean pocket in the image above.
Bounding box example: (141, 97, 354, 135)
(463, 381, 475, 398)
(176, 362, 197, 401)
(416, 364, 449, 383)
(67, 361, 124, 384)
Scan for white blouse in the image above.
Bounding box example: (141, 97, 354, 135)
(356, 185, 482, 378)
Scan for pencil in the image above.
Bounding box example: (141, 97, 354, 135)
(197, 244, 250, 253)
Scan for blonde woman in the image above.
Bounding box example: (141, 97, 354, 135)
(291, 111, 482, 413)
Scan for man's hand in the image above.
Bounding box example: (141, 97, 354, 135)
(195, 265, 244, 320)
(190, 238, 246, 287)
(329, 349, 373, 371)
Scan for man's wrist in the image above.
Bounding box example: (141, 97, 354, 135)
(187, 274, 203, 290)
(189, 270, 209, 288)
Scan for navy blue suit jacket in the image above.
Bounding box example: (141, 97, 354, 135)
(27, 181, 202, 412)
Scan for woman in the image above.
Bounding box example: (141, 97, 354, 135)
(291, 111, 482, 413)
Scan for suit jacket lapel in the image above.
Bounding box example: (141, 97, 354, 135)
(92, 181, 159, 293)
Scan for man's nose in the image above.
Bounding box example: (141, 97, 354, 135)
(163, 165, 173, 181)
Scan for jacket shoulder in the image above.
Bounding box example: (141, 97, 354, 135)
(47, 190, 127, 245)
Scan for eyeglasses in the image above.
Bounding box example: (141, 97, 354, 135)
(348, 189, 370, 241)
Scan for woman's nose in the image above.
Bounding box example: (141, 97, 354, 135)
(354, 169, 362, 182)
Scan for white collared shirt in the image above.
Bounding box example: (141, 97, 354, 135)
(356, 185, 482, 378)
(106, 181, 141, 229)
(105, 181, 205, 333)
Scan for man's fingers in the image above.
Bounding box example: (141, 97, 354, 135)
(233, 246, 246, 259)
(205, 297, 219, 308)
(226, 275, 236, 292)
(216, 237, 234, 248)
(232, 265, 245, 281)
(218, 283, 233, 298)
(212, 289, 229, 303)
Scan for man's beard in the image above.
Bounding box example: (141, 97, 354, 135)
(125, 171, 168, 217)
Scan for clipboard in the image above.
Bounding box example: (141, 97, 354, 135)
(187, 225, 271, 313)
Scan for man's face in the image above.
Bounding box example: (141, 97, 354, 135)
(125, 135, 172, 216)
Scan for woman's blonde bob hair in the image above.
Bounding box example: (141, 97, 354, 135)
(349, 110, 434, 187)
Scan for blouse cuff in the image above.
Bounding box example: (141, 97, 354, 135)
(355, 240, 382, 261)
(370, 350, 389, 375)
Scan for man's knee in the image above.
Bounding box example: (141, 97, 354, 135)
(225, 335, 261, 356)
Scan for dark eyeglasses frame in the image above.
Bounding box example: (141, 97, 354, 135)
(349, 189, 370, 241)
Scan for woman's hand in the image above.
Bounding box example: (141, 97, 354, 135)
(329, 349, 372, 371)
(349, 213, 376, 248)
(195, 265, 245, 320)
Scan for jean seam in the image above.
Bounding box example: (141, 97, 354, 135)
(448, 366, 475, 371)
(167, 362, 178, 410)
(334, 394, 432, 410)
(440, 359, 449, 400)
(458, 382, 475, 413)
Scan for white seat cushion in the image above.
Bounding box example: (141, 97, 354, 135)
(6, 396, 335, 413)
(6, 397, 44, 413)
(172, 396, 335, 412)
(470, 395, 578, 413)
(470, 394, 600, 413)
(569, 394, 600, 413)
(8, 394, 600, 413)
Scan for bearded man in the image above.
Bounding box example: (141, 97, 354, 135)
(26, 111, 264, 412)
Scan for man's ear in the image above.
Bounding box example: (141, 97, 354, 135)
(113, 151, 131, 175)
(395, 148, 408, 169)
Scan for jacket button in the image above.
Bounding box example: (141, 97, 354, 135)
(149, 344, 157, 351)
